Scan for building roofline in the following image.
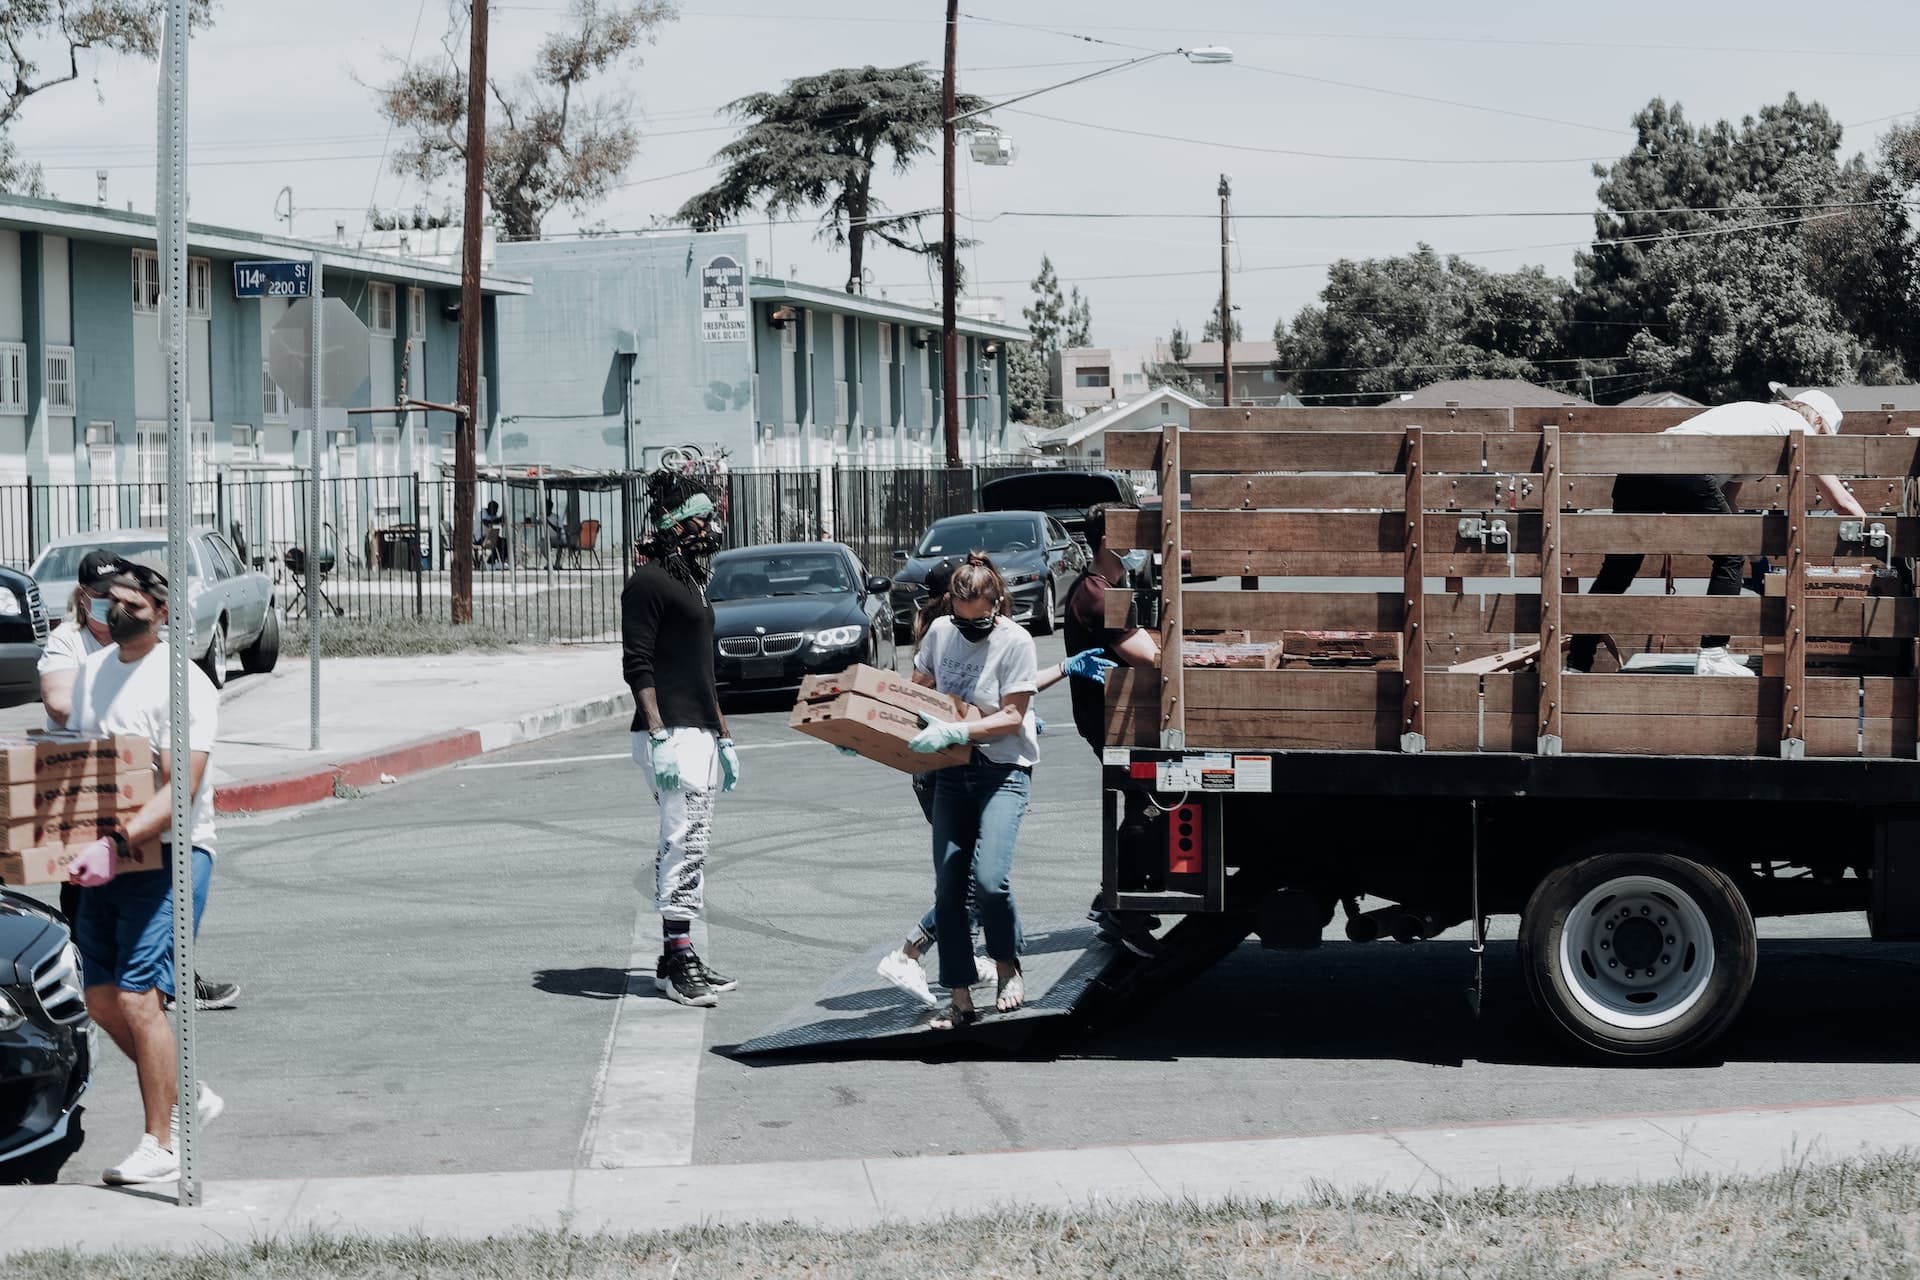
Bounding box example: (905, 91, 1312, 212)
(1040, 386, 1204, 447)
(749, 275, 1028, 341)
(0, 193, 531, 295)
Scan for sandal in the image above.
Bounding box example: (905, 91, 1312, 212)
(995, 967, 1025, 1013)
(928, 1001, 980, 1031)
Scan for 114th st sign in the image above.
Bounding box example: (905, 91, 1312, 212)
(233, 259, 312, 298)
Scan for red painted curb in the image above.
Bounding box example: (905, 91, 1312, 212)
(213, 729, 487, 814)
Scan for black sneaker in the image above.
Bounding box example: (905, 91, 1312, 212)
(655, 950, 718, 1008)
(689, 952, 738, 993)
(165, 974, 241, 1012)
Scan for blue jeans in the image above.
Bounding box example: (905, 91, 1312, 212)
(929, 763, 1030, 990)
(73, 847, 212, 997)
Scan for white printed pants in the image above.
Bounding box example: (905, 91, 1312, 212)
(633, 728, 721, 921)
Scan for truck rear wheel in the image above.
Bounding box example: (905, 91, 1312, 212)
(1519, 851, 1756, 1061)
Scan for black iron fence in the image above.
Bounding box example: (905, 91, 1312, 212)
(0, 461, 1052, 643)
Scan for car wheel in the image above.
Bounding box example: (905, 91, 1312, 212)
(199, 622, 227, 690)
(241, 608, 280, 675)
(1031, 581, 1056, 635)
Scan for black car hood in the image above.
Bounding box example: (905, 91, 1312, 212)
(0, 890, 63, 983)
(894, 549, 1048, 588)
(711, 594, 864, 635)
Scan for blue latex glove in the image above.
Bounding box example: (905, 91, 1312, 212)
(909, 718, 972, 754)
(717, 737, 741, 792)
(1035, 715, 1048, 736)
(1063, 648, 1119, 684)
(648, 731, 680, 791)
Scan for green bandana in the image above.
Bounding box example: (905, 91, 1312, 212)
(657, 491, 715, 532)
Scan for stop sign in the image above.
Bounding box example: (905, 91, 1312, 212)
(269, 297, 372, 409)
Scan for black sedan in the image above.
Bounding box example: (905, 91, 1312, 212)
(708, 543, 899, 696)
(0, 888, 90, 1173)
(890, 510, 1086, 641)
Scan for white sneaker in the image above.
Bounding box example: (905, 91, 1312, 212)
(103, 1134, 178, 1185)
(169, 1081, 224, 1146)
(1695, 646, 1755, 677)
(974, 954, 997, 985)
(876, 949, 936, 1008)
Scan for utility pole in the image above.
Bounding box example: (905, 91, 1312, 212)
(452, 0, 488, 623)
(940, 0, 961, 468)
(1218, 173, 1233, 409)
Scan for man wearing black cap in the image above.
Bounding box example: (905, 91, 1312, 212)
(63, 557, 225, 1184)
(36, 550, 238, 1014)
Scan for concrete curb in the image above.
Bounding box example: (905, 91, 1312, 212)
(212, 690, 633, 814)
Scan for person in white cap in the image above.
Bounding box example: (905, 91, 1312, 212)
(1569, 390, 1865, 678)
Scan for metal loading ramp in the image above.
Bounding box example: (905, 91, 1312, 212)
(731, 923, 1120, 1058)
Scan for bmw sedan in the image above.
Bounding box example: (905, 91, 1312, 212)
(0, 888, 90, 1173)
(708, 543, 898, 696)
(889, 511, 1086, 641)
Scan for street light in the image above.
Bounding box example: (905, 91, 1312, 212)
(938, 7, 1233, 466)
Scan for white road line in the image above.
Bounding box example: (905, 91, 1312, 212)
(463, 740, 816, 771)
(578, 914, 710, 1169)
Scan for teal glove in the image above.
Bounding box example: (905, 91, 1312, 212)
(1063, 648, 1119, 684)
(649, 731, 680, 791)
(909, 718, 972, 754)
(717, 737, 741, 792)
(835, 746, 861, 758)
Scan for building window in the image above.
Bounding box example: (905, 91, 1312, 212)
(369, 283, 396, 337)
(0, 343, 25, 413)
(373, 425, 401, 517)
(1122, 371, 1144, 386)
(187, 258, 211, 316)
(1074, 366, 1111, 388)
(231, 425, 256, 463)
(44, 346, 75, 415)
(262, 361, 289, 422)
(408, 287, 426, 336)
(1263, 369, 1283, 384)
(132, 250, 161, 311)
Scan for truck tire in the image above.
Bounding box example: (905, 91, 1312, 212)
(1518, 851, 1756, 1061)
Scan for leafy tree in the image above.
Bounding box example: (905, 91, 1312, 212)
(1275, 246, 1573, 402)
(1064, 286, 1093, 348)
(1167, 321, 1192, 362)
(0, 0, 212, 195)
(1006, 340, 1050, 421)
(679, 64, 984, 286)
(1201, 291, 1242, 342)
(376, 0, 676, 242)
(1022, 255, 1068, 356)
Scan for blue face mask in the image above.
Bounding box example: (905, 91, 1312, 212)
(88, 596, 111, 626)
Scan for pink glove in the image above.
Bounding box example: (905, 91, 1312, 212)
(66, 838, 119, 888)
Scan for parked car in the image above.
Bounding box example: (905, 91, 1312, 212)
(707, 543, 898, 697)
(0, 567, 50, 708)
(0, 888, 90, 1172)
(977, 469, 1160, 624)
(29, 529, 278, 689)
(890, 510, 1086, 641)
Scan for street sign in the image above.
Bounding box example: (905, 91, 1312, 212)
(268, 297, 370, 408)
(700, 254, 747, 343)
(233, 259, 312, 298)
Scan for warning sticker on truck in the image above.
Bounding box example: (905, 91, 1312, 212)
(1152, 755, 1274, 793)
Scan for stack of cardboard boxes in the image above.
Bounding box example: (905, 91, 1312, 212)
(788, 665, 978, 772)
(0, 733, 157, 884)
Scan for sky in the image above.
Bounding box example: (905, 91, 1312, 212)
(10, 0, 1920, 374)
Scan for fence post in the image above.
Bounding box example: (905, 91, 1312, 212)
(215, 473, 227, 541)
(413, 474, 424, 619)
(24, 477, 35, 567)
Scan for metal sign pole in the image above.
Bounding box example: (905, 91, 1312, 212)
(308, 256, 323, 750)
(157, 0, 200, 1207)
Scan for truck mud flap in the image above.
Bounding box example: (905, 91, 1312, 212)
(731, 923, 1118, 1059)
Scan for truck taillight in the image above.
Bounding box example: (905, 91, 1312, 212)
(1168, 802, 1202, 875)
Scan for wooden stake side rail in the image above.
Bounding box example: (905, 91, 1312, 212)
(1102, 409, 1920, 762)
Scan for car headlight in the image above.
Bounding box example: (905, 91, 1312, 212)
(0, 589, 20, 618)
(0, 990, 24, 1033)
(1007, 571, 1042, 586)
(810, 625, 865, 649)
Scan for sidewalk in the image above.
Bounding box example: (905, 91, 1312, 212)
(0, 648, 631, 813)
(1, 1096, 1916, 1254)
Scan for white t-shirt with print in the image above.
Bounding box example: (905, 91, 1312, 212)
(36, 620, 106, 732)
(1664, 402, 1814, 484)
(914, 615, 1040, 768)
(67, 643, 219, 854)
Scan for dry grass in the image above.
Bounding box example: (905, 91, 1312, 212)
(8, 1153, 1920, 1278)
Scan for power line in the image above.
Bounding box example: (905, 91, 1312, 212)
(364, 0, 434, 238)
(962, 200, 1908, 222)
(1230, 60, 1627, 138)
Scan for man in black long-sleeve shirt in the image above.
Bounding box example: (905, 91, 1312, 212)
(622, 483, 740, 1007)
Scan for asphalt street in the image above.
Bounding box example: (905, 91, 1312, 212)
(12, 631, 1920, 1184)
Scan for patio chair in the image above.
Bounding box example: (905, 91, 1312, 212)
(569, 518, 602, 569)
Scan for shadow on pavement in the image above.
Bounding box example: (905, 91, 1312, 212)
(1, 1107, 86, 1185)
(532, 966, 637, 1001)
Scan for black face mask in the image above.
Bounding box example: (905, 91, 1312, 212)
(952, 614, 996, 643)
(106, 603, 151, 644)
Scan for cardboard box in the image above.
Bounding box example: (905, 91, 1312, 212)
(1, 771, 155, 823)
(0, 812, 134, 855)
(0, 733, 153, 786)
(1279, 630, 1404, 670)
(790, 692, 971, 774)
(797, 665, 978, 722)
(0, 837, 163, 886)
(1183, 640, 1282, 669)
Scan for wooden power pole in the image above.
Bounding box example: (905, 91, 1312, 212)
(1218, 172, 1233, 409)
(452, 0, 489, 623)
(940, 0, 961, 468)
